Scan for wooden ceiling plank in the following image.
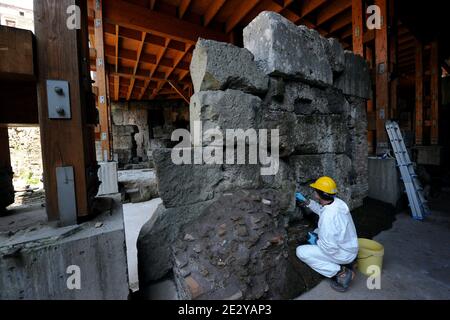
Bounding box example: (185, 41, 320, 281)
(329, 9, 351, 34)
(103, 0, 228, 44)
(167, 80, 190, 104)
(152, 43, 193, 99)
(126, 31, 147, 100)
(139, 38, 171, 99)
(316, 0, 351, 26)
(300, 0, 328, 18)
(178, 0, 192, 19)
(225, 0, 261, 33)
(203, 0, 226, 26)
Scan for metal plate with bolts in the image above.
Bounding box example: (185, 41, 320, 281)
(56, 166, 77, 226)
(47, 80, 71, 119)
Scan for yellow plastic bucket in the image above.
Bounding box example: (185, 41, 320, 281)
(356, 238, 384, 277)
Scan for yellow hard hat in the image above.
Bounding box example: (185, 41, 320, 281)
(309, 176, 338, 195)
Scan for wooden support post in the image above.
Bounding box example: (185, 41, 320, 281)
(365, 45, 375, 154)
(430, 40, 440, 145)
(389, 0, 398, 119)
(415, 39, 423, 145)
(93, 0, 111, 161)
(0, 128, 11, 169)
(351, 0, 364, 56)
(374, 0, 389, 154)
(34, 0, 98, 221)
(0, 127, 14, 210)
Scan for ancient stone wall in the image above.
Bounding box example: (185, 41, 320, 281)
(138, 12, 371, 300)
(111, 101, 190, 167)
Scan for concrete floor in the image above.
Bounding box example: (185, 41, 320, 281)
(123, 198, 162, 292)
(297, 211, 450, 300)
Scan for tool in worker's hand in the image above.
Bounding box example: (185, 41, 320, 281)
(307, 232, 318, 245)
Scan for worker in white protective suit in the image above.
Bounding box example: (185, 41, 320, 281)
(295, 176, 359, 292)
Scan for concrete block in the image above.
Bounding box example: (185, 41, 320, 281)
(97, 161, 119, 196)
(243, 11, 332, 86)
(368, 157, 402, 206)
(0, 196, 129, 299)
(190, 38, 269, 94)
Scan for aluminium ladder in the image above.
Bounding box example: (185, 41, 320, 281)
(385, 120, 430, 220)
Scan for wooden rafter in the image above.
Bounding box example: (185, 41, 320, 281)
(300, 0, 327, 18)
(103, 0, 228, 43)
(316, 0, 351, 26)
(140, 38, 170, 100)
(167, 80, 190, 103)
(103, 23, 186, 52)
(204, 0, 226, 26)
(225, 0, 261, 33)
(329, 9, 351, 34)
(178, 0, 191, 19)
(152, 43, 193, 100)
(104, 45, 189, 70)
(126, 31, 146, 100)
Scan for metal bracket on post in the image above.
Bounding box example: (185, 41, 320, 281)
(56, 166, 77, 226)
(47, 80, 71, 119)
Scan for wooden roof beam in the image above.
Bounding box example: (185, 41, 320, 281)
(103, 0, 228, 44)
(203, 0, 226, 26)
(126, 32, 146, 100)
(178, 0, 191, 19)
(316, 0, 352, 26)
(300, 0, 328, 18)
(328, 9, 351, 34)
(140, 39, 171, 99)
(167, 80, 189, 104)
(104, 45, 189, 71)
(152, 44, 193, 99)
(104, 23, 187, 52)
(225, 0, 261, 33)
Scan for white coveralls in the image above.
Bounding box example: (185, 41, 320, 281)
(296, 197, 359, 278)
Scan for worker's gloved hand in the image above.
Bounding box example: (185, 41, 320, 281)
(295, 192, 307, 202)
(307, 232, 318, 245)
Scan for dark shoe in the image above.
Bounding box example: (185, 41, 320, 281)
(330, 267, 355, 292)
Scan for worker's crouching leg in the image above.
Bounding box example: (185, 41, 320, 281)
(296, 245, 342, 278)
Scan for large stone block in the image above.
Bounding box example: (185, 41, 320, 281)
(190, 90, 261, 146)
(334, 51, 372, 99)
(289, 154, 352, 205)
(190, 38, 269, 94)
(322, 37, 345, 74)
(294, 115, 348, 154)
(260, 109, 297, 157)
(153, 148, 223, 208)
(243, 11, 332, 86)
